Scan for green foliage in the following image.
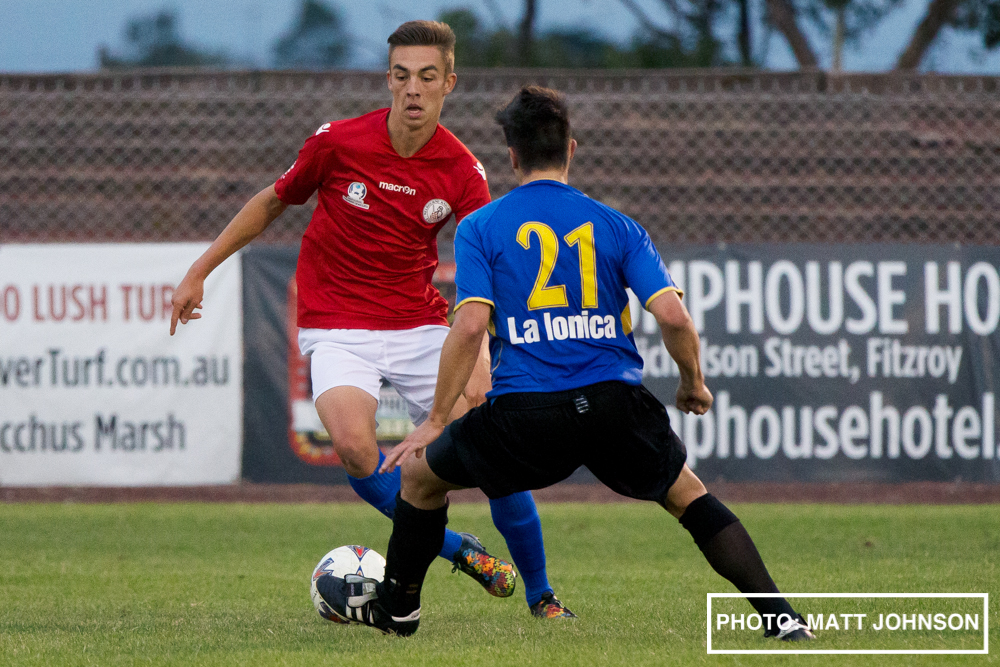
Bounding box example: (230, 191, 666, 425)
(273, 0, 350, 69)
(951, 0, 1000, 50)
(98, 10, 229, 69)
(442, 9, 518, 67)
(440, 7, 727, 68)
(0, 502, 997, 665)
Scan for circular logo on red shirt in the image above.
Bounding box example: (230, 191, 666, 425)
(422, 199, 452, 225)
(348, 182, 367, 200)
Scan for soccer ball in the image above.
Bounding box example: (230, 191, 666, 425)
(310, 545, 386, 623)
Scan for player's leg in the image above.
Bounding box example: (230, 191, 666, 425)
(386, 325, 550, 603)
(302, 329, 405, 519)
(311, 381, 482, 574)
(313, 385, 401, 511)
(665, 465, 813, 640)
(584, 383, 812, 640)
(316, 389, 588, 634)
(378, 451, 458, 625)
(488, 492, 554, 609)
(425, 391, 583, 618)
(318, 401, 550, 633)
(314, 386, 380, 477)
(664, 466, 789, 606)
(312, 445, 459, 636)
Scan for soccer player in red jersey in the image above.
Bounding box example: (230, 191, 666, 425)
(169, 21, 567, 617)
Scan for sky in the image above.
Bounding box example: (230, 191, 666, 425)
(1, 0, 999, 74)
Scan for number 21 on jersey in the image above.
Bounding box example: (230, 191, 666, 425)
(516, 221, 597, 310)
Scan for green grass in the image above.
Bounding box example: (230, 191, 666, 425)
(0, 502, 997, 666)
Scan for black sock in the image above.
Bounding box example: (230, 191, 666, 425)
(679, 494, 797, 624)
(383, 494, 448, 616)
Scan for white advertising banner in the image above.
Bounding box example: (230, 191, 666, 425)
(0, 244, 242, 486)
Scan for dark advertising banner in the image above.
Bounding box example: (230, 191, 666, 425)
(243, 243, 1000, 484)
(241, 245, 351, 484)
(635, 244, 1000, 482)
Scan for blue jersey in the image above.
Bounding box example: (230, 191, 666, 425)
(455, 180, 680, 397)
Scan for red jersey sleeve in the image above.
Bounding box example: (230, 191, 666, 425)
(454, 158, 492, 222)
(273, 124, 335, 205)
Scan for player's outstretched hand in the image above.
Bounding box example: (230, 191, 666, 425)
(170, 273, 205, 335)
(676, 382, 713, 415)
(380, 419, 446, 473)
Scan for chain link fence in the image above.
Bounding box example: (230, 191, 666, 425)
(3, 69, 1000, 248)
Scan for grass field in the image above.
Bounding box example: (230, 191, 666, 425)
(0, 502, 997, 666)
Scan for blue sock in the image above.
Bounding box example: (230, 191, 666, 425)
(347, 450, 400, 519)
(490, 491, 552, 606)
(438, 525, 464, 561)
(347, 450, 463, 560)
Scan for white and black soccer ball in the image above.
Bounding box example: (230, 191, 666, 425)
(310, 545, 386, 624)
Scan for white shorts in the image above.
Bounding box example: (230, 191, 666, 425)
(298, 325, 450, 426)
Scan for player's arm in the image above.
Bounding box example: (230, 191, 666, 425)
(170, 185, 287, 335)
(382, 301, 491, 472)
(452, 165, 493, 409)
(460, 332, 492, 409)
(647, 290, 713, 415)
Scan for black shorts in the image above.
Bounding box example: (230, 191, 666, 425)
(425, 380, 688, 502)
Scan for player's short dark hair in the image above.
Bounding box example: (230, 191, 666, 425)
(495, 86, 571, 174)
(387, 21, 456, 73)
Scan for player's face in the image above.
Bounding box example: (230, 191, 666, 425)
(386, 46, 457, 131)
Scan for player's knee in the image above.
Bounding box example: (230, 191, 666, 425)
(677, 493, 740, 549)
(332, 438, 379, 478)
(400, 456, 448, 509)
(662, 465, 709, 518)
(314, 387, 379, 476)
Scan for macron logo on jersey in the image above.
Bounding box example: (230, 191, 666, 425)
(474, 161, 486, 180)
(378, 181, 416, 196)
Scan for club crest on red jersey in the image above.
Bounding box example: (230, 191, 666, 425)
(343, 182, 370, 210)
(422, 198, 452, 224)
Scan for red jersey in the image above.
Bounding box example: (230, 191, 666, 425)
(274, 108, 491, 330)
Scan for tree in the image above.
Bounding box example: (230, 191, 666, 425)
(897, 0, 1000, 68)
(442, 4, 730, 68)
(621, 0, 1000, 71)
(440, 9, 518, 66)
(519, 0, 538, 66)
(768, 0, 902, 69)
(98, 10, 228, 68)
(617, 0, 735, 67)
(760, 0, 1000, 71)
(273, 0, 350, 69)
(763, 0, 819, 67)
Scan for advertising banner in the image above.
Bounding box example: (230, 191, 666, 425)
(0, 244, 242, 486)
(241, 243, 1000, 484)
(241, 246, 426, 484)
(634, 244, 1000, 482)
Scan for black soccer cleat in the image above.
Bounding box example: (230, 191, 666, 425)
(313, 573, 420, 637)
(529, 591, 577, 619)
(450, 532, 517, 598)
(764, 613, 815, 641)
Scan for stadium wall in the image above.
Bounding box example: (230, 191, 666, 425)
(2, 70, 999, 485)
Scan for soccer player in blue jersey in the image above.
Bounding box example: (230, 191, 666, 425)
(315, 86, 815, 640)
